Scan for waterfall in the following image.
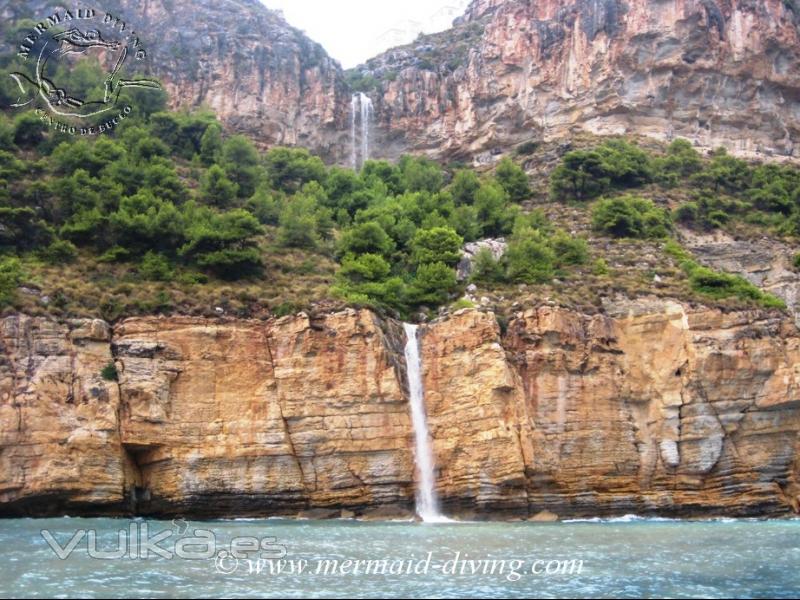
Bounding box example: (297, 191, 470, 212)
(350, 92, 373, 171)
(360, 92, 372, 167)
(403, 323, 444, 522)
(351, 94, 358, 171)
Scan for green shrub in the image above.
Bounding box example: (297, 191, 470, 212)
(410, 226, 463, 267)
(550, 230, 589, 266)
(451, 298, 476, 310)
(40, 239, 78, 264)
(470, 247, 505, 284)
(592, 258, 610, 276)
(495, 157, 531, 201)
(505, 230, 556, 284)
(410, 262, 458, 306)
(139, 251, 173, 281)
(201, 165, 239, 208)
(664, 240, 785, 308)
(266, 147, 327, 194)
(337, 222, 396, 258)
(592, 195, 671, 239)
(98, 246, 131, 263)
(101, 362, 119, 382)
(0, 257, 22, 307)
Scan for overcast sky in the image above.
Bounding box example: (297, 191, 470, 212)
(261, 0, 470, 68)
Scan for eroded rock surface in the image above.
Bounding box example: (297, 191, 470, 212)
(1, 302, 799, 518)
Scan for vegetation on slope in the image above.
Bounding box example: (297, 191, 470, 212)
(0, 55, 797, 321)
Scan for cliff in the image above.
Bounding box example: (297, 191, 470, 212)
(2, 302, 799, 519)
(6, 0, 799, 163)
(1, 0, 351, 159)
(361, 0, 800, 162)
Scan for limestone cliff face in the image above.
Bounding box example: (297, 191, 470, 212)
(359, 0, 800, 162)
(6, 0, 798, 163)
(1, 302, 799, 519)
(1, 0, 350, 159)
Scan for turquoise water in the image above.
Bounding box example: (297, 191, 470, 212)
(1, 517, 799, 598)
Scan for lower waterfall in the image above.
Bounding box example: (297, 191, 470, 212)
(402, 323, 445, 522)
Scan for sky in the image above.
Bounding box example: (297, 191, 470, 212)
(261, 0, 470, 68)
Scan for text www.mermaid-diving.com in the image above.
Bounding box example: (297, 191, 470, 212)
(216, 552, 585, 581)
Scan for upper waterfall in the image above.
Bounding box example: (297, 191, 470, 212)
(350, 92, 373, 171)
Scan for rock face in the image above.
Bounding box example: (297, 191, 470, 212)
(680, 228, 800, 326)
(1, 0, 350, 160)
(6, 0, 798, 163)
(353, 0, 800, 161)
(1, 302, 799, 518)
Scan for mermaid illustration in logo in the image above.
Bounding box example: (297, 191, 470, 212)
(8, 27, 161, 118)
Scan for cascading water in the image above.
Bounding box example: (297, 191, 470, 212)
(350, 92, 373, 171)
(403, 323, 445, 522)
(360, 92, 372, 167)
(351, 94, 359, 171)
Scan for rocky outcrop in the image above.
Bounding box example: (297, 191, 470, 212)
(679, 228, 800, 325)
(1, 301, 799, 519)
(0, 316, 122, 515)
(358, 0, 800, 162)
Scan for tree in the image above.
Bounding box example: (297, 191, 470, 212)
(200, 122, 223, 165)
(474, 181, 517, 237)
(12, 113, 46, 148)
(495, 157, 531, 201)
(246, 184, 283, 225)
(399, 155, 444, 193)
(654, 138, 702, 185)
(470, 247, 505, 284)
(410, 226, 463, 267)
(221, 136, 261, 198)
(333, 253, 407, 311)
(410, 262, 458, 305)
(550, 150, 611, 200)
(265, 147, 327, 194)
(278, 195, 322, 249)
(201, 165, 239, 208)
(109, 191, 185, 253)
(179, 207, 263, 278)
(505, 229, 556, 284)
(591, 195, 671, 239)
(337, 221, 396, 258)
(595, 139, 653, 188)
(141, 159, 187, 204)
(691, 148, 751, 193)
(0, 207, 53, 251)
(449, 169, 481, 206)
(361, 160, 403, 195)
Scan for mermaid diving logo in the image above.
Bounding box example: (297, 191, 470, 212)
(6, 7, 162, 135)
